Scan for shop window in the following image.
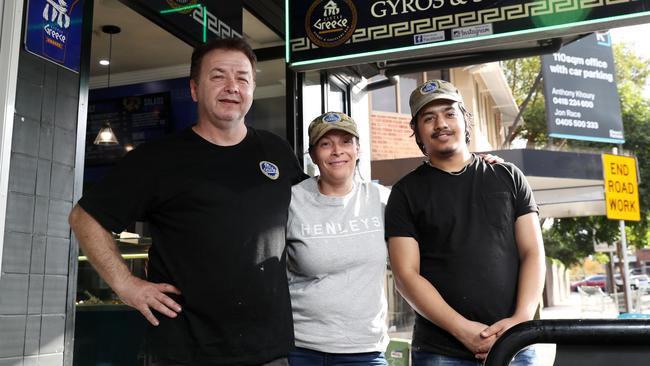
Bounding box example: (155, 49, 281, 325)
(370, 74, 397, 113)
(370, 70, 448, 114)
(386, 270, 416, 335)
(399, 73, 421, 114)
(425, 69, 443, 81)
(301, 71, 324, 174)
(248, 58, 287, 139)
(328, 75, 349, 113)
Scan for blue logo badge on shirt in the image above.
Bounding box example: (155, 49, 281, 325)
(259, 161, 280, 180)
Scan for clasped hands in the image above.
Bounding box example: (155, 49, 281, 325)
(459, 316, 523, 360)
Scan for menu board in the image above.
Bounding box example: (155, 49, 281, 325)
(86, 92, 171, 165)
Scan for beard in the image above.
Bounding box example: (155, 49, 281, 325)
(426, 129, 457, 157)
(432, 146, 456, 157)
(426, 145, 457, 159)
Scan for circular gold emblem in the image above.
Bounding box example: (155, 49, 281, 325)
(305, 0, 357, 48)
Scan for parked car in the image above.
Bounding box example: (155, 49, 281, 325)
(614, 273, 650, 290)
(570, 274, 607, 292)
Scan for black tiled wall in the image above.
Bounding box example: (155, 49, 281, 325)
(0, 50, 79, 366)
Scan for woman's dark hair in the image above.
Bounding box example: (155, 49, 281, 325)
(190, 37, 257, 83)
(409, 102, 473, 155)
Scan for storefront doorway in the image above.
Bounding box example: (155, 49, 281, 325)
(73, 1, 288, 364)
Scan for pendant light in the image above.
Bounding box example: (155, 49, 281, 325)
(94, 25, 121, 146)
(93, 123, 119, 145)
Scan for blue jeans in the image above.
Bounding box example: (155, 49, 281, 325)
(149, 356, 288, 366)
(412, 347, 536, 366)
(288, 347, 388, 366)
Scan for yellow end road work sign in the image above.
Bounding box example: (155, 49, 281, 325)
(602, 153, 640, 221)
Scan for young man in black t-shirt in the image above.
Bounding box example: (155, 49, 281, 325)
(69, 38, 304, 365)
(385, 80, 545, 366)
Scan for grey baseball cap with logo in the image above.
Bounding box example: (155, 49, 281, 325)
(409, 79, 464, 117)
(308, 112, 359, 146)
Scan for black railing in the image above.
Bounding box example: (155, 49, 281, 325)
(484, 319, 650, 366)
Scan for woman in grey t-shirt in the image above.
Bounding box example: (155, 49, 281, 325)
(286, 112, 390, 365)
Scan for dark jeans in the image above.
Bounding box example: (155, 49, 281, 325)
(412, 347, 536, 366)
(288, 347, 388, 366)
(148, 356, 289, 366)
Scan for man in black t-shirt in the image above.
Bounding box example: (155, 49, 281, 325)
(385, 80, 545, 366)
(69, 38, 304, 366)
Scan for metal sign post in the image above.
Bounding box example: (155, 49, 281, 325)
(619, 220, 633, 313)
(609, 251, 618, 309)
(606, 147, 636, 312)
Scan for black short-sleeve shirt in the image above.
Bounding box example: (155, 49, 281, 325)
(79, 127, 305, 365)
(385, 154, 537, 359)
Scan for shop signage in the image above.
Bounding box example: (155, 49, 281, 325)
(125, 0, 241, 46)
(602, 153, 640, 222)
(542, 32, 624, 144)
(287, 0, 650, 71)
(24, 0, 85, 73)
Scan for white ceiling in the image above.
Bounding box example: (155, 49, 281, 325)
(89, 0, 285, 89)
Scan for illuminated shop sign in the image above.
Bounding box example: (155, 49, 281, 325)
(158, 0, 241, 43)
(287, 0, 650, 71)
(125, 0, 241, 46)
(24, 0, 85, 73)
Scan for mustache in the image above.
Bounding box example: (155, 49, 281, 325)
(431, 129, 454, 138)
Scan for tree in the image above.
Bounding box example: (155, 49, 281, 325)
(503, 43, 650, 266)
(502, 58, 548, 148)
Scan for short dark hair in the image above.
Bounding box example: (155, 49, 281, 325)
(190, 38, 257, 82)
(409, 102, 473, 155)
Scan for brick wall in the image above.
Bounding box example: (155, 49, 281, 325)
(370, 112, 423, 161)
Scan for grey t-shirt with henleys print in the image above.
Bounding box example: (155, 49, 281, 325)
(287, 177, 390, 353)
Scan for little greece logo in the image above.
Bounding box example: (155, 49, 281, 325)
(420, 81, 439, 94)
(305, 0, 358, 48)
(259, 161, 280, 180)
